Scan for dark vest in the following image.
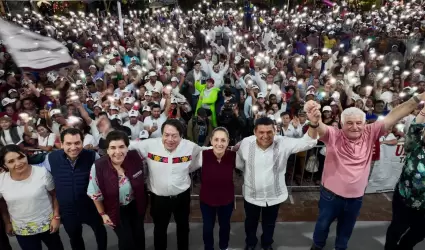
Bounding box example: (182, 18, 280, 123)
(0, 126, 21, 146)
(95, 150, 146, 225)
(48, 149, 98, 218)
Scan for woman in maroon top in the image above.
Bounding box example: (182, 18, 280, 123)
(199, 127, 236, 250)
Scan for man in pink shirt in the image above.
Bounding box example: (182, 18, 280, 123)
(305, 92, 425, 250)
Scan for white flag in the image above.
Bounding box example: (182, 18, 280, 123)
(0, 19, 72, 71)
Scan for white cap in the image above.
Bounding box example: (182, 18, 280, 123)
(171, 98, 178, 104)
(89, 65, 97, 69)
(144, 91, 152, 96)
(93, 103, 102, 109)
(257, 92, 266, 98)
(1, 98, 16, 107)
(142, 106, 151, 112)
(139, 130, 149, 139)
(49, 109, 61, 117)
(330, 101, 337, 106)
(152, 87, 160, 93)
(86, 97, 94, 102)
(322, 106, 332, 112)
(128, 110, 139, 117)
(306, 85, 315, 91)
(76, 80, 83, 86)
(8, 89, 17, 95)
(305, 90, 316, 96)
(110, 105, 119, 110)
(289, 76, 297, 82)
(124, 97, 135, 104)
(148, 71, 157, 77)
(312, 53, 319, 57)
(251, 85, 260, 90)
(126, 48, 133, 52)
(110, 114, 122, 123)
(267, 114, 275, 121)
(170, 76, 179, 82)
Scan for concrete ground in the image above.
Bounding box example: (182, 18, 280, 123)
(8, 222, 425, 250)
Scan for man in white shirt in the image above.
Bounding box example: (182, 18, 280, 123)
(143, 97, 171, 138)
(278, 112, 303, 138)
(129, 119, 202, 250)
(236, 114, 320, 250)
(209, 62, 229, 88)
(123, 110, 144, 140)
(145, 71, 164, 93)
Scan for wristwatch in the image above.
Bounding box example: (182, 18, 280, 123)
(53, 216, 60, 220)
(99, 212, 106, 216)
(413, 95, 420, 103)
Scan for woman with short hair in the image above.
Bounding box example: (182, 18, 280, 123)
(0, 144, 63, 250)
(87, 130, 147, 250)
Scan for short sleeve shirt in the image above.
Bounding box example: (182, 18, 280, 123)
(320, 121, 386, 198)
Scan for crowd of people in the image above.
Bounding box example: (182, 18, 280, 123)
(0, 0, 425, 250)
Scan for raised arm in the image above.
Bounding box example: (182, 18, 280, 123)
(383, 93, 424, 130)
(304, 100, 327, 138)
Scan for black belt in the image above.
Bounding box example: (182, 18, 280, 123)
(153, 188, 190, 199)
(321, 185, 362, 200)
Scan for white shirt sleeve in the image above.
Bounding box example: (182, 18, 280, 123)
(47, 133, 56, 147)
(42, 167, 55, 191)
(128, 139, 150, 158)
(278, 133, 318, 155)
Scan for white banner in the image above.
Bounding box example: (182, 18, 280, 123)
(366, 144, 405, 193)
(0, 19, 72, 71)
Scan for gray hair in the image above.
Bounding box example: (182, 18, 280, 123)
(340, 107, 366, 125)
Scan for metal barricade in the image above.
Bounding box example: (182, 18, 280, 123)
(189, 145, 326, 207)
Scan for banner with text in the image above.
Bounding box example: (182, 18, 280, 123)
(366, 143, 405, 194)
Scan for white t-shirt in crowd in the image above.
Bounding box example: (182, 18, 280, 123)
(37, 133, 56, 147)
(143, 113, 167, 138)
(0, 166, 54, 236)
(83, 133, 98, 147)
(123, 120, 144, 140)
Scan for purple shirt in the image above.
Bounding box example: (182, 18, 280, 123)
(200, 150, 236, 206)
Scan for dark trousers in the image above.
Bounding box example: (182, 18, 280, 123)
(62, 213, 107, 250)
(16, 231, 64, 250)
(192, 95, 199, 111)
(0, 216, 11, 250)
(113, 201, 146, 250)
(312, 187, 363, 250)
(150, 189, 191, 250)
(200, 201, 234, 250)
(244, 200, 280, 248)
(385, 190, 425, 250)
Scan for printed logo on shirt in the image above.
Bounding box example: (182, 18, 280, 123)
(172, 155, 192, 164)
(132, 170, 143, 178)
(147, 153, 169, 163)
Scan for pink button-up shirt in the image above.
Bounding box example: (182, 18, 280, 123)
(320, 121, 386, 198)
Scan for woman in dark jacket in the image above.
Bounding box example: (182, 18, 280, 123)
(87, 130, 147, 250)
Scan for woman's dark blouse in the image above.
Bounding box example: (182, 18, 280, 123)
(200, 149, 236, 206)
